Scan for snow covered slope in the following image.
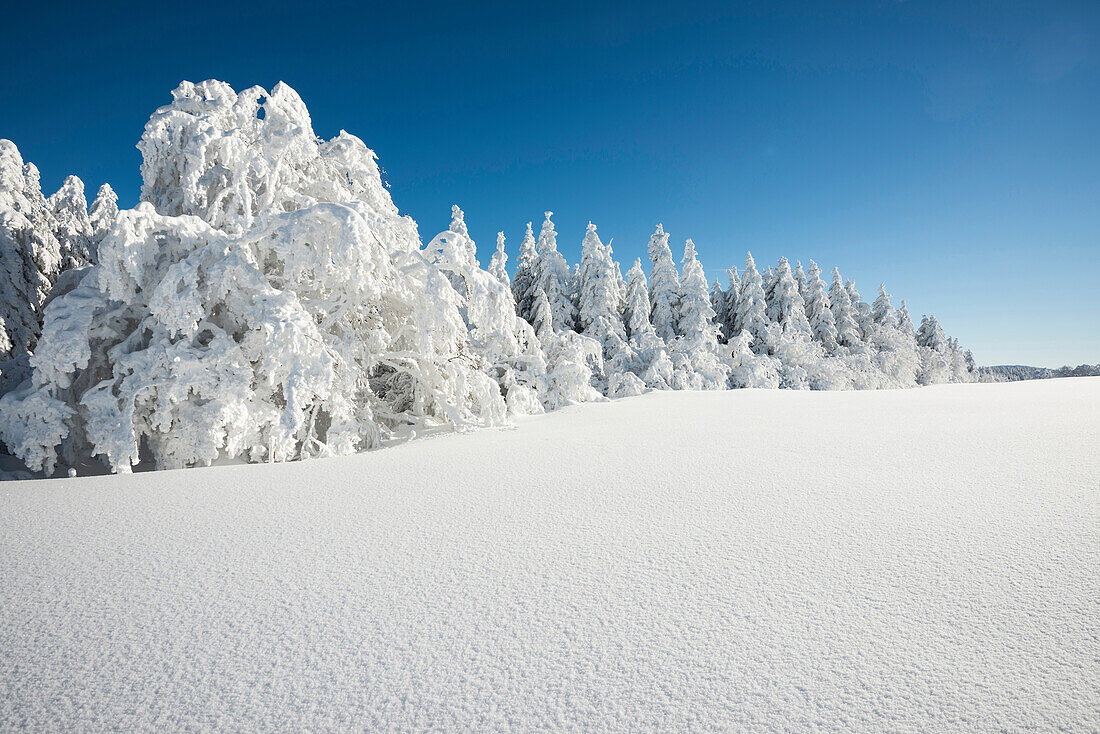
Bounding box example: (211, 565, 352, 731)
(2, 379, 1097, 730)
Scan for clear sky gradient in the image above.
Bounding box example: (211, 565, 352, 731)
(2, 0, 1096, 366)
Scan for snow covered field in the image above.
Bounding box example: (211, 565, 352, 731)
(1, 378, 1097, 730)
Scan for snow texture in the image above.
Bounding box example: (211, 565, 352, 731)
(1, 378, 1097, 731)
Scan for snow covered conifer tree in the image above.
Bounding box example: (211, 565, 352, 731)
(829, 268, 860, 348)
(733, 252, 768, 349)
(915, 314, 950, 385)
(866, 283, 918, 386)
(426, 205, 545, 413)
(577, 222, 626, 357)
(946, 337, 973, 383)
(897, 300, 915, 336)
(847, 280, 874, 341)
(765, 257, 811, 336)
(872, 283, 897, 330)
(678, 239, 713, 338)
(711, 280, 729, 341)
(622, 258, 671, 388)
(530, 288, 553, 341)
(624, 259, 654, 344)
(47, 175, 94, 269)
(804, 260, 838, 351)
(0, 141, 63, 363)
(511, 222, 539, 323)
(672, 239, 729, 389)
(528, 282, 603, 408)
(533, 212, 575, 332)
(489, 231, 509, 286)
(793, 261, 807, 299)
(88, 183, 119, 256)
(89, 184, 118, 232)
(761, 266, 775, 303)
(647, 224, 681, 343)
(916, 314, 947, 352)
(719, 267, 739, 342)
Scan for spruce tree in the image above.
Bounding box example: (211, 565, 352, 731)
(710, 279, 729, 342)
(577, 222, 626, 353)
(793, 260, 807, 300)
(678, 240, 717, 338)
(647, 223, 681, 343)
(846, 279, 874, 341)
(88, 183, 119, 258)
(804, 260, 838, 351)
(674, 238, 729, 389)
(916, 314, 950, 385)
(829, 268, 860, 348)
(530, 288, 554, 342)
(511, 222, 539, 323)
(624, 259, 655, 343)
(0, 141, 63, 362)
(534, 211, 575, 333)
(916, 314, 946, 351)
(872, 283, 897, 330)
(765, 257, 810, 335)
(489, 231, 509, 286)
(897, 300, 915, 335)
(721, 267, 740, 341)
(47, 175, 93, 269)
(733, 252, 768, 347)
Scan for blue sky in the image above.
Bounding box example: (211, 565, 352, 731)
(2, 0, 1096, 366)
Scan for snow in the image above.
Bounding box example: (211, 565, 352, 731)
(2, 378, 1098, 730)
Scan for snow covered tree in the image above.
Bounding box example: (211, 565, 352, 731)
(88, 183, 118, 257)
(846, 280, 874, 341)
(946, 338, 973, 383)
(489, 231, 509, 286)
(916, 314, 946, 352)
(623, 259, 653, 344)
(765, 257, 811, 336)
(89, 184, 118, 232)
(872, 283, 896, 329)
(0, 81, 512, 474)
(426, 205, 545, 413)
(676, 239, 717, 341)
(0, 141, 63, 364)
(511, 221, 539, 324)
(621, 258, 670, 389)
(527, 282, 603, 408)
(530, 288, 553, 341)
(47, 175, 94, 269)
(865, 284, 919, 387)
(829, 268, 860, 348)
(717, 267, 739, 341)
(915, 314, 950, 385)
(671, 239, 729, 389)
(710, 278, 724, 313)
(577, 222, 626, 358)
(804, 260, 838, 351)
(897, 300, 915, 336)
(647, 224, 681, 343)
(793, 261, 807, 300)
(710, 280, 728, 341)
(733, 252, 768, 349)
(533, 212, 575, 333)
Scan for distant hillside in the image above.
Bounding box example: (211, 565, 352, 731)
(979, 364, 1100, 382)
